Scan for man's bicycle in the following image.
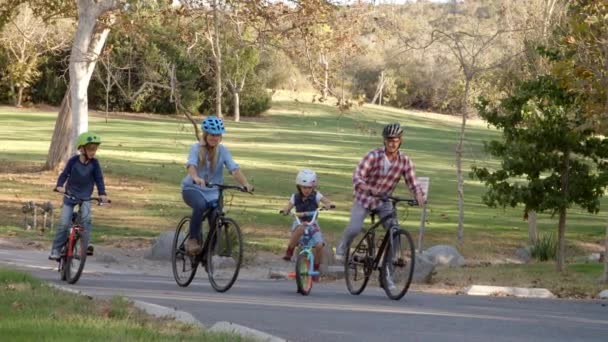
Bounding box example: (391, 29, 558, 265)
(54, 191, 110, 284)
(344, 194, 417, 300)
(281, 207, 332, 295)
(171, 183, 250, 292)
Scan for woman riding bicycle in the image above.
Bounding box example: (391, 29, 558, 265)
(181, 116, 253, 256)
(335, 122, 425, 267)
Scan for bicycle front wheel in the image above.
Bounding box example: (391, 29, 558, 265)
(381, 228, 415, 300)
(206, 217, 243, 292)
(171, 216, 198, 287)
(295, 252, 313, 295)
(65, 231, 87, 284)
(345, 232, 374, 295)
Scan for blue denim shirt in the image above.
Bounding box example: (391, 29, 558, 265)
(180, 143, 240, 202)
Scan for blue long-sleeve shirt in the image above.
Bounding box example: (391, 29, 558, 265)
(56, 155, 106, 204)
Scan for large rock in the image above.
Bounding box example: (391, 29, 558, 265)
(599, 290, 608, 300)
(413, 253, 436, 283)
(515, 247, 531, 264)
(144, 231, 176, 260)
(319, 243, 335, 273)
(423, 245, 465, 267)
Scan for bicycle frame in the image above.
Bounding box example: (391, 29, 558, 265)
(293, 209, 322, 278)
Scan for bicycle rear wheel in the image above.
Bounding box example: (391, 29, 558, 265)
(172, 216, 198, 287)
(345, 232, 374, 295)
(381, 228, 415, 300)
(65, 231, 87, 284)
(206, 217, 242, 292)
(295, 252, 313, 295)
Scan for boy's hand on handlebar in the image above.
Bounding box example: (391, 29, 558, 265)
(55, 186, 65, 194)
(100, 195, 110, 204)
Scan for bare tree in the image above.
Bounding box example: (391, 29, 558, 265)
(0, 4, 69, 107)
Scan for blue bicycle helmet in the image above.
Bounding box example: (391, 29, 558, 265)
(201, 116, 226, 134)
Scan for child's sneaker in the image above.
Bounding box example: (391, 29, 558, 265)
(282, 246, 294, 261)
(86, 245, 94, 256)
(48, 249, 60, 260)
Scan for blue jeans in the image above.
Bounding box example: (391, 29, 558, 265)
(51, 202, 91, 252)
(182, 187, 217, 241)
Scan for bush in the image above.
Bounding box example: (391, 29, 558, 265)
(531, 233, 558, 261)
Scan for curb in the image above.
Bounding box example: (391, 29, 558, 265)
(210, 321, 287, 342)
(47, 283, 286, 341)
(465, 285, 556, 299)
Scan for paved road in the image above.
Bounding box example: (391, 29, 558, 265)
(2, 248, 607, 342)
(27, 269, 608, 342)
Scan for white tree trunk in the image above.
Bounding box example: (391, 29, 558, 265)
(456, 79, 470, 246)
(69, 0, 116, 152)
(233, 91, 240, 122)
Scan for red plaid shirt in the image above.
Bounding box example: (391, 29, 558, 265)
(353, 148, 424, 209)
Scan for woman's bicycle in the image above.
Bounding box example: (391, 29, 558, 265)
(54, 191, 110, 284)
(171, 183, 250, 292)
(344, 194, 417, 300)
(280, 207, 332, 295)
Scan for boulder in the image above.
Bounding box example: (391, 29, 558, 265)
(423, 245, 465, 267)
(599, 290, 608, 300)
(144, 231, 176, 260)
(413, 253, 436, 283)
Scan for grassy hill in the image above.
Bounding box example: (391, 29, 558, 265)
(1, 92, 605, 264)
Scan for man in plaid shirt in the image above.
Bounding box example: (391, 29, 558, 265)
(335, 123, 425, 264)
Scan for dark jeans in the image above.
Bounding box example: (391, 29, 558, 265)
(182, 187, 218, 241)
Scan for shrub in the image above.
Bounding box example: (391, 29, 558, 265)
(531, 233, 558, 261)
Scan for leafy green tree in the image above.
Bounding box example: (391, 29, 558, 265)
(473, 75, 608, 272)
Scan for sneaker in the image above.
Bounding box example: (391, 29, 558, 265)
(86, 245, 94, 256)
(385, 275, 397, 291)
(312, 274, 320, 282)
(48, 249, 60, 260)
(334, 253, 345, 262)
(185, 238, 202, 256)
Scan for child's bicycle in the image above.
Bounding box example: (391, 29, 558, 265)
(345, 194, 417, 300)
(171, 183, 251, 292)
(280, 206, 333, 295)
(54, 191, 110, 284)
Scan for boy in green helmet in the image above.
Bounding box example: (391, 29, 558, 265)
(49, 132, 110, 260)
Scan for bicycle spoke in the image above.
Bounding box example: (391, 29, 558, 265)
(382, 229, 415, 300)
(172, 217, 198, 287)
(207, 218, 242, 292)
(345, 233, 373, 295)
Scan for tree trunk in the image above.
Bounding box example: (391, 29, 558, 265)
(456, 78, 470, 246)
(603, 221, 608, 283)
(16, 86, 24, 107)
(233, 91, 240, 122)
(213, 0, 223, 118)
(70, 3, 112, 148)
(528, 210, 538, 245)
(556, 151, 570, 272)
(44, 92, 72, 171)
(322, 57, 329, 100)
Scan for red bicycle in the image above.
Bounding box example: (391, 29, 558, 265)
(55, 191, 110, 284)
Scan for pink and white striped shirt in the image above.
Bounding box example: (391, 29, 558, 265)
(352, 148, 424, 209)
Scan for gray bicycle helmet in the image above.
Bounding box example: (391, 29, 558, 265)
(382, 123, 403, 138)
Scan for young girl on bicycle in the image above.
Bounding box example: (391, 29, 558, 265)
(50, 132, 109, 260)
(280, 169, 335, 281)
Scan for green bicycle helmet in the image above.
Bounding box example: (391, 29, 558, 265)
(76, 132, 102, 149)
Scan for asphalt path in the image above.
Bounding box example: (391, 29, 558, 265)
(26, 268, 608, 342)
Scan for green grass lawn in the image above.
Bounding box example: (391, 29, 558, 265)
(0, 268, 249, 341)
(0, 95, 606, 262)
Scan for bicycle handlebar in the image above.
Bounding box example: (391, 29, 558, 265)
(373, 193, 419, 206)
(54, 189, 111, 205)
(192, 181, 254, 194)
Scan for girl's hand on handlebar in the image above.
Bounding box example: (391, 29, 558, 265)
(193, 177, 206, 187)
(242, 183, 254, 193)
